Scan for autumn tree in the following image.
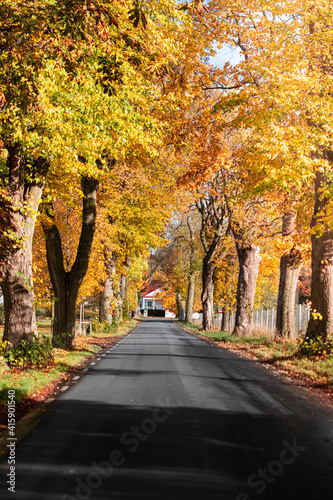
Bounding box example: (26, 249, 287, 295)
(147, 240, 188, 316)
(153, 211, 203, 322)
(96, 155, 180, 324)
(195, 173, 230, 330)
(204, 0, 331, 339)
(41, 173, 98, 347)
(1, 0, 203, 346)
(225, 165, 281, 336)
(0, 1, 108, 346)
(1, 154, 48, 347)
(183, 213, 202, 323)
(228, 209, 261, 336)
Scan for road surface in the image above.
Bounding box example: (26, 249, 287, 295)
(1, 319, 333, 499)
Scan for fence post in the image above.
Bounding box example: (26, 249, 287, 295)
(298, 304, 302, 333)
(79, 302, 83, 336)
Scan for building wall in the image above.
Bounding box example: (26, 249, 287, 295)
(141, 297, 163, 310)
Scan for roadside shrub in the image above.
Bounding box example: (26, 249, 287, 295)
(3, 336, 54, 368)
(91, 319, 117, 334)
(298, 336, 333, 357)
(0, 340, 10, 356)
(91, 319, 105, 334)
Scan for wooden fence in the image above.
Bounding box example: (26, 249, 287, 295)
(191, 304, 310, 335)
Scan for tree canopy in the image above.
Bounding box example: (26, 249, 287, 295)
(2, 0, 333, 352)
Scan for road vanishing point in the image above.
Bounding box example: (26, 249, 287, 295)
(1, 318, 333, 499)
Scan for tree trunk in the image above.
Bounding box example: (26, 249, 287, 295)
(221, 308, 229, 331)
(100, 278, 114, 325)
(185, 272, 195, 323)
(306, 169, 333, 341)
(201, 257, 215, 331)
(42, 176, 98, 348)
(119, 256, 131, 320)
(276, 210, 302, 339)
(196, 195, 226, 331)
(233, 241, 260, 336)
(99, 291, 105, 323)
(99, 252, 116, 325)
(185, 215, 196, 323)
(276, 255, 301, 339)
(176, 293, 185, 320)
(1, 145, 48, 347)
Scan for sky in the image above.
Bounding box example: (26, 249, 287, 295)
(209, 43, 243, 67)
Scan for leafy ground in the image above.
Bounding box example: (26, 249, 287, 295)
(0, 319, 139, 432)
(181, 323, 333, 401)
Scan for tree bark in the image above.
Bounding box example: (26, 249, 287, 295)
(276, 209, 302, 339)
(42, 176, 98, 348)
(233, 240, 260, 336)
(201, 257, 215, 331)
(99, 252, 116, 325)
(306, 169, 333, 341)
(99, 291, 105, 323)
(221, 308, 229, 331)
(119, 256, 131, 320)
(1, 145, 49, 347)
(176, 293, 185, 320)
(185, 216, 196, 323)
(196, 196, 226, 331)
(185, 273, 195, 323)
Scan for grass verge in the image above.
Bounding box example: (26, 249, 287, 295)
(180, 322, 333, 400)
(0, 319, 139, 432)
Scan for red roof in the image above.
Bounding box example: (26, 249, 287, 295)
(141, 286, 161, 297)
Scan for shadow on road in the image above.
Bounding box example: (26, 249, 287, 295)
(0, 398, 331, 500)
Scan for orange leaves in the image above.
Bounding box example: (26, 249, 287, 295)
(175, 99, 233, 193)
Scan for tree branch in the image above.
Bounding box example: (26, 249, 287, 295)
(70, 176, 99, 291)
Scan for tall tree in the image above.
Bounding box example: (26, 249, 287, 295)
(196, 174, 229, 331)
(1, 0, 202, 346)
(99, 250, 117, 325)
(206, 0, 332, 340)
(41, 175, 98, 347)
(1, 152, 49, 347)
(306, 167, 333, 341)
(185, 215, 198, 323)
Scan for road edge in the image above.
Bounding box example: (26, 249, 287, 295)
(0, 321, 140, 457)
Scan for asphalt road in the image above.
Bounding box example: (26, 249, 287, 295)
(1, 318, 333, 500)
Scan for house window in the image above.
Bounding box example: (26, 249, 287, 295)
(147, 301, 153, 308)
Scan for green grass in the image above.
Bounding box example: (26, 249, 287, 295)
(0, 349, 96, 404)
(183, 323, 273, 344)
(36, 319, 52, 327)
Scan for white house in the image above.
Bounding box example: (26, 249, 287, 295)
(140, 287, 164, 311)
(140, 287, 176, 318)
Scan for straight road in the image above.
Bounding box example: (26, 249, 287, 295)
(1, 319, 333, 500)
